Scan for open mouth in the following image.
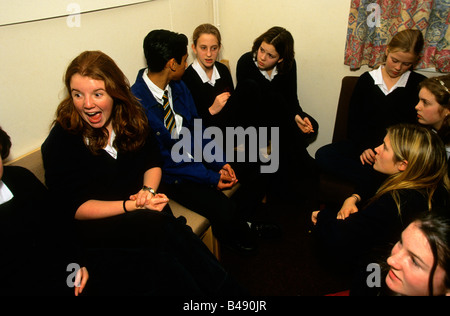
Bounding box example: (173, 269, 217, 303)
(85, 111, 102, 124)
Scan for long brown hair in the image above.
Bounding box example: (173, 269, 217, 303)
(251, 26, 295, 75)
(54, 51, 149, 154)
(419, 74, 450, 145)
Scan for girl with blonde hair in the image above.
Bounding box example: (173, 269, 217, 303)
(316, 29, 427, 193)
(182, 23, 234, 130)
(234, 26, 319, 203)
(312, 124, 449, 265)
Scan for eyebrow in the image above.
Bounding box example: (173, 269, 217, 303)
(71, 88, 105, 93)
(400, 236, 429, 269)
(409, 249, 428, 268)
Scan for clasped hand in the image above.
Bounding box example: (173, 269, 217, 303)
(295, 115, 314, 134)
(217, 163, 238, 190)
(129, 189, 169, 212)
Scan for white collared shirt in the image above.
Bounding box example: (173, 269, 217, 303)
(192, 59, 221, 86)
(142, 69, 183, 138)
(0, 181, 14, 205)
(84, 129, 118, 159)
(104, 129, 118, 159)
(255, 60, 278, 81)
(369, 66, 411, 95)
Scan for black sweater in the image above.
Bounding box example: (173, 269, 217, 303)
(0, 166, 81, 295)
(182, 61, 235, 131)
(347, 71, 426, 151)
(235, 52, 318, 148)
(42, 123, 162, 219)
(315, 186, 450, 263)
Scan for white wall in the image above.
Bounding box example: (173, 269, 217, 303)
(0, 0, 213, 160)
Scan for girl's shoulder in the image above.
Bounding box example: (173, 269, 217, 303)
(182, 64, 197, 79)
(407, 71, 427, 85)
(215, 61, 231, 73)
(237, 52, 254, 65)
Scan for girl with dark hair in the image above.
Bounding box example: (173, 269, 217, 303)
(385, 213, 450, 296)
(234, 26, 319, 202)
(236, 26, 317, 135)
(351, 212, 450, 296)
(416, 74, 450, 158)
(44, 50, 167, 219)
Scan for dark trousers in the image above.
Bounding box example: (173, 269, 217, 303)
(76, 209, 245, 296)
(315, 140, 378, 189)
(160, 181, 254, 245)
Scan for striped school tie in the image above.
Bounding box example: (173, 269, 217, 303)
(162, 90, 176, 133)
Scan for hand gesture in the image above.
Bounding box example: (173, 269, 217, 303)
(360, 148, 376, 165)
(129, 190, 169, 212)
(217, 163, 238, 190)
(295, 115, 314, 134)
(130, 188, 155, 208)
(143, 193, 169, 212)
(209, 92, 231, 115)
(311, 210, 320, 225)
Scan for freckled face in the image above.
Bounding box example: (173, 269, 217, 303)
(70, 74, 114, 130)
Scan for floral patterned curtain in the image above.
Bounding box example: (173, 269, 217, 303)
(345, 0, 450, 73)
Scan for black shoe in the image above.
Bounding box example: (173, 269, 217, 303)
(249, 221, 282, 239)
(222, 238, 258, 255)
